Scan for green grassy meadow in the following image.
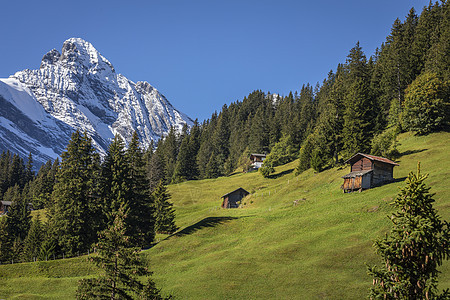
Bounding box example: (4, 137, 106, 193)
(1, 132, 449, 299)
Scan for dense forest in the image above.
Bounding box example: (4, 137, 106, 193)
(0, 0, 449, 266)
(0, 131, 177, 264)
(151, 1, 449, 180)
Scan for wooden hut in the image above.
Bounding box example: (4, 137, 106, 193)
(342, 153, 399, 192)
(221, 187, 250, 208)
(250, 153, 266, 169)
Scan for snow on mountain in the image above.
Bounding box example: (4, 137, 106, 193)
(0, 38, 193, 165)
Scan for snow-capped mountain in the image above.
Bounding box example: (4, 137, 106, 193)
(0, 38, 193, 165)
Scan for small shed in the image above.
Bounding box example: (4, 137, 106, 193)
(342, 153, 399, 192)
(221, 187, 250, 208)
(250, 153, 266, 169)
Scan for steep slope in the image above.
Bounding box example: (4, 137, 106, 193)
(0, 38, 192, 164)
(0, 132, 448, 299)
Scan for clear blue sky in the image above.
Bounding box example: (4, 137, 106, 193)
(0, 0, 430, 121)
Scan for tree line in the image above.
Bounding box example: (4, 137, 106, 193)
(0, 131, 177, 264)
(151, 1, 449, 180)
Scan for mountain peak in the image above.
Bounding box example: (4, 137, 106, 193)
(0, 38, 192, 167)
(40, 49, 61, 68)
(58, 37, 115, 73)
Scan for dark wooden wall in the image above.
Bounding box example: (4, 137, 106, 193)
(351, 157, 372, 172)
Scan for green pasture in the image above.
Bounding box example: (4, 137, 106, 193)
(1, 132, 448, 299)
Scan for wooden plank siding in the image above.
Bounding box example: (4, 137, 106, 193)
(343, 153, 398, 193)
(372, 161, 394, 186)
(351, 157, 372, 172)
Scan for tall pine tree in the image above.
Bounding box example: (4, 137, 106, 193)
(49, 130, 101, 256)
(152, 181, 177, 235)
(368, 164, 449, 299)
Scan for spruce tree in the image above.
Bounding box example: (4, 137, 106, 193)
(76, 205, 170, 299)
(49, 130, 101, 256)
(126, 131, 155, 248)
(368, 164, 449, 299)
(341, 43, 374, 158)
(22, 213, 43, 262)
(24, 152, 34, 184)
(29, 160, 53, 209)
(4, 185, 31, 241)
(152, 181, 178, 235)
(186, 120, 201, 179)
(295, 133, 316, 175)
(102, 135, 132, 215)
(159, 127, 178, 183)
(146, 149, 166, 193)
(205, 152, 222, 179)
(0, 218, 12, 262)
(172, 131, 191, 183)
(8, 154, 25, 189)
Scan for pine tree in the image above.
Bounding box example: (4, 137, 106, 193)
(0, 184, 31, 262)
(8, 154, 25, 189)
(159, 127, 178, 183)
(49, 130, 101, 256)
(205, 152, 222, 179)
(4, 185, 31, 241)
(0, 218, 12, 262)
(425, 1, 450, 81)
(186, 120, 201, 179)
(368, 164, 449, 299)
(296, 132, 316, 175)
(146, 149, 166, 193)
(152, 181, 177, 235)
(22, 213, 43, 262)
(172, 130, 191, 183)
(24, 152, 34, 184)
(211, 105, 230, 174)
(29, 160, 53, 209)
(76, 205, 170, 299)
(102, 135, 132, 215)
(341, 43, 374, 158)
(126, 131, 155, 248)
(342, 77, 372, 157)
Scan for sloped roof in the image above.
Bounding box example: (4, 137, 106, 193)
(342, 169, 373, 178)
(250, 153, 266, 157)
(221, 187, 250, 198)
(344, 153, 399, 166)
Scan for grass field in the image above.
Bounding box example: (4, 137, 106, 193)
(0, 131, 449, 299)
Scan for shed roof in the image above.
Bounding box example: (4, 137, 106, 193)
(221, 187, 250, 198)
(250, 153, 266, 157)
(344, 153, 399, 166)
(342, 169, 373, 179)
(1, 201, 12, 206)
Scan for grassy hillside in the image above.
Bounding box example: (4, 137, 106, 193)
(0, 132, 449, 299)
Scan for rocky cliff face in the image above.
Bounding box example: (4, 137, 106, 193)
(0, 38, 192, 165)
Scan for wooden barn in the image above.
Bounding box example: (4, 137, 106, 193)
(342, 153, 399, 192)
(221, 187, 249, 208)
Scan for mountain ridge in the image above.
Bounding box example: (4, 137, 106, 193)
(0, 38, 193, 165)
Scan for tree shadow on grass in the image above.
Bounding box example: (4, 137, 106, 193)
(369, 177, 407, 191)
(392, 177, 407, 183)
(268, 168, 294, 179)
(399, 148, 427, 157)
(173, 216, 238, 237)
